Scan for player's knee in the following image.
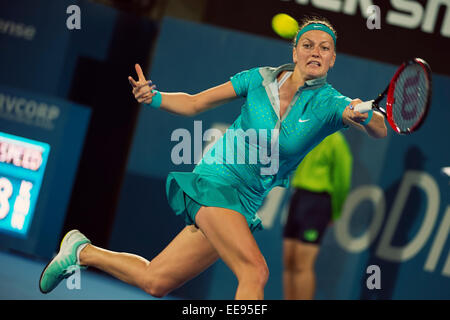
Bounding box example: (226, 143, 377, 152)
(255, 262, 270, 287)
(246, 264, 269, 288)
(240, 258, 269, 288)
(260, 263, 270, 286)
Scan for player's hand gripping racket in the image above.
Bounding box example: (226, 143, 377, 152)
(355, 58, 432, 134)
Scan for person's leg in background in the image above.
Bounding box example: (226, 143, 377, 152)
(282, 188, 332, 300)
(283, 239, 319, 300)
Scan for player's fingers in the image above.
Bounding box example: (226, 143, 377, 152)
(132, 81, 153, 95)
(133, 84, 146, 95)
(135, 63, 147, 82)
(137, 80, 153, 89)
(139, 92, 157, 104)
(128, 76, 138, 88)
(141, 95, 154, 104)
(357, 113, 369, 120)
(135, 86, 154, 100)
(135, 89, 151, 100)
(132, 86, 140, 95)
(136, 80, 152, 90)
(352, 111, 368, 123)
(348, 98, 363, 110)
(142, 83, 156, 94)
(141, 92, 154, 100)
(133, 82, 149, 95)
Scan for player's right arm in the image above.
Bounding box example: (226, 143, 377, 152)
(129, 64, 238, 116)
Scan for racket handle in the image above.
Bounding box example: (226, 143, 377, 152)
(354, 100, 374, 113)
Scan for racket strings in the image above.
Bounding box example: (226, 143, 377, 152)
(392, 64, 430, 132)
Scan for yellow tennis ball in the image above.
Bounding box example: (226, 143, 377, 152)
(271, 13, 299, 40)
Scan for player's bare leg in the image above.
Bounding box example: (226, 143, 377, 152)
(195, 206, 269, 300)
(80, 225, 219, 297)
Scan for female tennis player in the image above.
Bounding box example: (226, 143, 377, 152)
(40, 17, 387, 299)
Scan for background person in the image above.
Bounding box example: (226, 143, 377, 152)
(283, 131, 353, 300)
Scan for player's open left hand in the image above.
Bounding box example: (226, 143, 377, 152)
(128, 63, 157, 104)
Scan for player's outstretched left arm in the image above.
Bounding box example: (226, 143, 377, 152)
(128, 63, 238, 116)
(342, 99, 387, 138)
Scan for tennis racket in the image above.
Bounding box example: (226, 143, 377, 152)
(355, 58, 432, 134)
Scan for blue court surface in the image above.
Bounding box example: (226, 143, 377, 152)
(0, 250, 178, 300)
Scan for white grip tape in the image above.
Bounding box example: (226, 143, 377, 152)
(354, 100, 374, 113)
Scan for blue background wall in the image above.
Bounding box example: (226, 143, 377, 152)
(0, 0, 97, 258)
(0, 0, 155, 258)
(0, 86, 90, 258)
(1, 0, 448, 300)
(110, 17, 450, 299)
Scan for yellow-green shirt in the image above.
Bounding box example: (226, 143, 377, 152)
(290, 131, 352, 220)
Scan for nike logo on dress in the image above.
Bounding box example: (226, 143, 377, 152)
(299, 118, 310, 123)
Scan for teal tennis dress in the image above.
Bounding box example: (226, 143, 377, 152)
(166, 63, 352, 232)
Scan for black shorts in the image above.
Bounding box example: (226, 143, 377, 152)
(283, 188, 332, 245)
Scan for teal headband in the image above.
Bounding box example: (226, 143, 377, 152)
(295, 23, 336, 47)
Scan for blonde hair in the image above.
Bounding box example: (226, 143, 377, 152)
(292, 16, 338, 49)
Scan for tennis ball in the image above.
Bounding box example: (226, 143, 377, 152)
(271, 13, 299, 40)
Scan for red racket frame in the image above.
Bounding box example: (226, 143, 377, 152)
(385, 58, 432, 134)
